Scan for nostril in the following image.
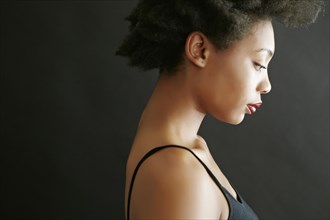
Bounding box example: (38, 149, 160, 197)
(262, 87, 271, 94)
(262, 82, 272, 94)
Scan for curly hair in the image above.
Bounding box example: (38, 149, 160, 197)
(116, 0, 324, 73)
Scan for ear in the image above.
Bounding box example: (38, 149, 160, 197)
(185, 32, 210, 68)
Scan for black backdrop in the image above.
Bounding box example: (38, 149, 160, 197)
(1, 1, 329, 220)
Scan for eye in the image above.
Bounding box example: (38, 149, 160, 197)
(254, 62, 267, 72)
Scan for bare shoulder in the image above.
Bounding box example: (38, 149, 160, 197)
(129, 147, 222, 219)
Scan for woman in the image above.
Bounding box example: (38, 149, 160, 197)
(116, 1, 324, 219)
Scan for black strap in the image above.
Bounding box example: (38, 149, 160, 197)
(126, 145, 226, 220)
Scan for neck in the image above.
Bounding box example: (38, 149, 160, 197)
(135, 71, 206, 148)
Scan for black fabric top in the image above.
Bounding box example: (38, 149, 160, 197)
(127, 145, 259, 220)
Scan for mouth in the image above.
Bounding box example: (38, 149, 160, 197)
(247, 103, 262, 115)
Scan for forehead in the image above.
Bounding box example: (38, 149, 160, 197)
(216, 21, 275, 58)
(224, 21, 275, 56)
(242, 21, 275, 53)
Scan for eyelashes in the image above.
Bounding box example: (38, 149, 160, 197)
(254, 62, 267, 71)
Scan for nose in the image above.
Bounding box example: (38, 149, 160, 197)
(258, 73, 272, 94)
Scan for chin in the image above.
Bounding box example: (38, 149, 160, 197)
(228, 118, 244, 125)
(217, 114, 245, 125)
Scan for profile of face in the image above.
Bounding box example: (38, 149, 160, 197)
(188, 20, 275, 125)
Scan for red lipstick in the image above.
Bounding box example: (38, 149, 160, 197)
(247, 103, 262, 115)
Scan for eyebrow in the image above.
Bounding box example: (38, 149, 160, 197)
(257, 48, 274, 58)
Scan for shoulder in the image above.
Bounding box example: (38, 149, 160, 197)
(129, 147, 221, 219)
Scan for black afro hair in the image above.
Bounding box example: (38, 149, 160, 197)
(116, 0, 324, 73)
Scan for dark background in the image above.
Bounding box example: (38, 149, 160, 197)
(1, 1, 328, 220)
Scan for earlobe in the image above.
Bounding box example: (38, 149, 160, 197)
(185, 32, 208, 68)
(198, 59, 205, 67)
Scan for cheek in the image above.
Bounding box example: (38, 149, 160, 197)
(217, 70, 251, 104)
(198, 55, 257, 123)
(194, 58, 255, 119)
(195, 75, 242, 119)
(208, 76, 254, 123)
(225, 62, 256, 100)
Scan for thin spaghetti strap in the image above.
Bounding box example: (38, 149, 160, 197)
(126, 145, 181, 220)
(126, 145, 225, 220)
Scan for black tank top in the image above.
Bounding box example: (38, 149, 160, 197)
(127, 145, 259, 220)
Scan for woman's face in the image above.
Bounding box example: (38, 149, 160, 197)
(194, 21, 275, 125)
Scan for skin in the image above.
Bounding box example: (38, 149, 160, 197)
(125, 20, 275, 220)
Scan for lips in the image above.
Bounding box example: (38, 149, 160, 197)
(247, 103, 262, 115)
